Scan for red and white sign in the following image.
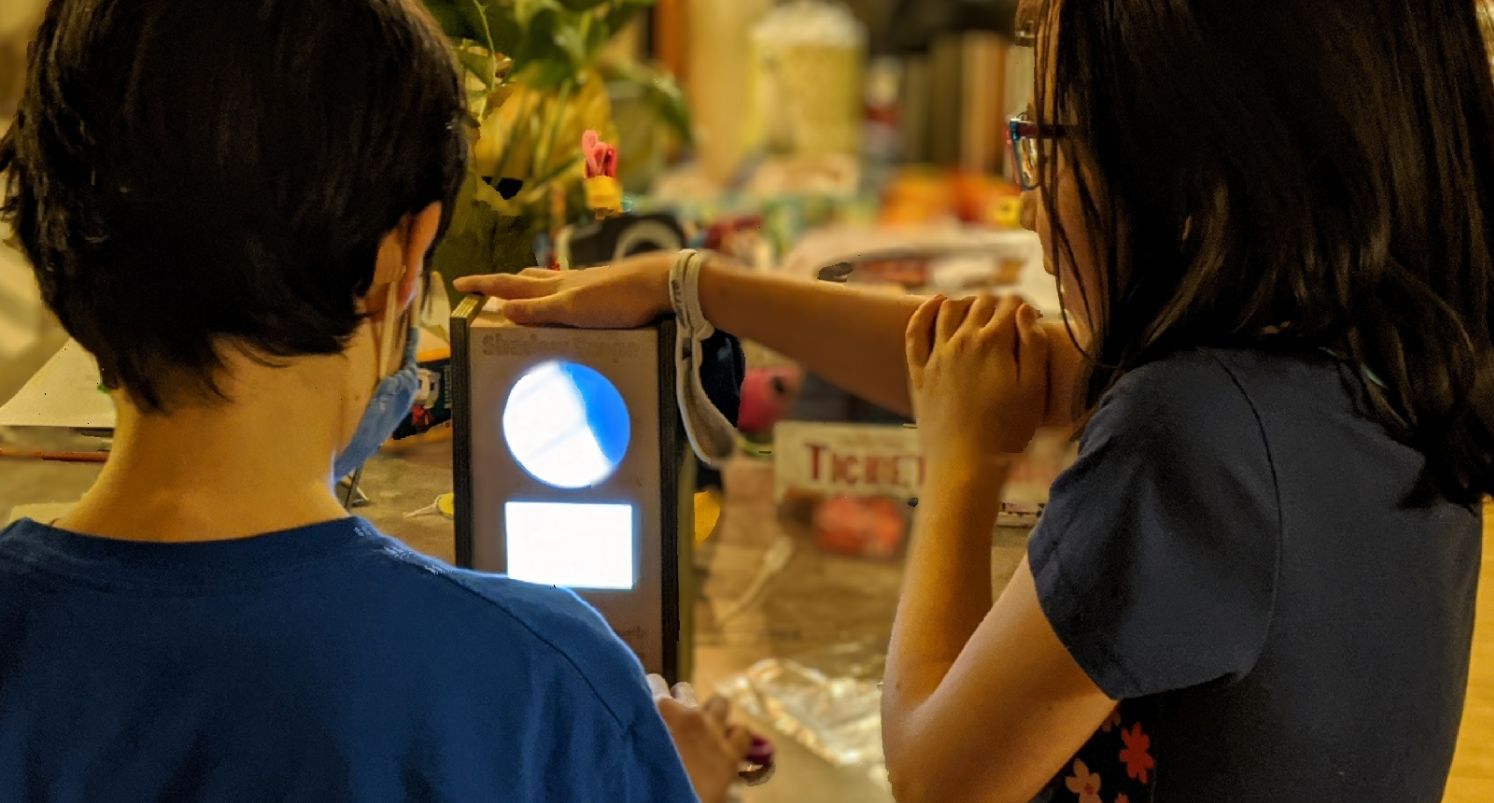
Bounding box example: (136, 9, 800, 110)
(773, 422, 1072, 517)
(773, 422, 925, 502)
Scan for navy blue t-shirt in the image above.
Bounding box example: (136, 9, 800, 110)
(0, 517, 697, 802)
(1030, 349, 1481, 802)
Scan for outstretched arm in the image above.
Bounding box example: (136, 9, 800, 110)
(455, 252, 1084, 423)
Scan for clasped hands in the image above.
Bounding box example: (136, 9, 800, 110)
(905, 294, 1052, 474)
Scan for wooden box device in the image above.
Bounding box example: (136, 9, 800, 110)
(451, 296, 691, 682)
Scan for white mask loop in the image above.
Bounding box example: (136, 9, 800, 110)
(669, 250, 738, 467)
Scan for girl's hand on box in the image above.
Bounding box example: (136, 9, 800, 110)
(454, 252, 674, 328)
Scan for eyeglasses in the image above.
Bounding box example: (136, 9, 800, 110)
(1007, 111, 1066, 192)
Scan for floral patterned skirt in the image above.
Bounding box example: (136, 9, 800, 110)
(1033, 700, 1156, 803)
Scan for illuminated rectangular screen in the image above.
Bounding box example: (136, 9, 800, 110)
(504, 502, 635, 590)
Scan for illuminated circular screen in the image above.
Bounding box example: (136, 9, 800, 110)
(502, 361, 631, 489)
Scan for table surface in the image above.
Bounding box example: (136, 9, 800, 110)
(0, 430, 1029, 803)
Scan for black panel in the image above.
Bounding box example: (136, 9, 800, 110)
(451, 295, 483, 569)
(655, 317, 685, 684)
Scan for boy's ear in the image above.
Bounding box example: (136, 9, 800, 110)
(398, 202, 443, 305)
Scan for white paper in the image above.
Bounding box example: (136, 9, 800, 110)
(0, 340, 116, 430)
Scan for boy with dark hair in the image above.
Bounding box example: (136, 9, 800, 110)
(0, 0, 734, 799)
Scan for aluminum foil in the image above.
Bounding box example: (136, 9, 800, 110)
(715, 643, 888, 779)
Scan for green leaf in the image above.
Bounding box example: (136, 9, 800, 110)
(513, 155, 583, 205)
(601, 60, 693, 144)
(599, 0, 657, 42)
(643, 77, 692, 144)
(454, 45, 498, 87)
(457, 0, 522, 56)
(512, 9, 583, 87)
(455, 1, 492, 45)
(554, 19, 590, 64)
(555, 0, 611, 9)
(422, 0, 475, 39)
(488, 90, 539, 179)
(431, 170, 537, 297)
(533, 82, 575, 172)
(602, 4, 640, 34)
(579, 11, 611, 61)
(514, 0, 563, 28)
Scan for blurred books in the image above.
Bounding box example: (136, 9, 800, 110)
(900, 33, 1030, 176)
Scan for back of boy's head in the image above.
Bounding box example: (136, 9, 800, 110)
(0, 0, 469, 410)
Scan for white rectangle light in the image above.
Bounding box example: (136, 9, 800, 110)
(504, 501, 636, 590)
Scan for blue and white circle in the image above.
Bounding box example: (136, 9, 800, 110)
(502, 361, 631, 489)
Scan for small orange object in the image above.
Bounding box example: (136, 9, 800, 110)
(581, 130, 622, 217)
(812, 495, 905, 559)
(582, 130, 618, 179)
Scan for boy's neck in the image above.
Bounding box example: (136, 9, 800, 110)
(56, 354, 360, 543)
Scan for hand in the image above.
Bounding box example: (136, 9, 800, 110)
(451, 251, 675, 328)
(648, 675, 752, 803)
(905, 294, 1050, 469)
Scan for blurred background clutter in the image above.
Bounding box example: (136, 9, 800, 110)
(0, 0, 62, 407)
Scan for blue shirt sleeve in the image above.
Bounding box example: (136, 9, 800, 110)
(609, 708, 700, 803)
(1028, 352, 1281, 699)
(433, 571, 698, 800)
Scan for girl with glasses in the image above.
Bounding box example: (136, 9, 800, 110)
(462, 1, 1494, 799)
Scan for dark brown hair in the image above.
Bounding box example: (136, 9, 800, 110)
(1037, 0, 1494, 505)
(0, 0, 469, 410)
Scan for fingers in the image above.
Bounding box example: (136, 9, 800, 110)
(657, 698, 728, 748)
(967, 294, 999, 329)
(502, 294, 573, 326)
(656, 697, 696, 733)
(702, 696, 730, 724)
(672, 682, 701, 708)
(905, 296, 944, 375)
(452, 271, 558, 299)
(936, 296, 976, 342)
(649, 676, 706, 709)
(725, 725, 754, 758)
(1017, 304, 1051, 392)
(984, 295, 1026, 353)
(985, 295, 1025, 331)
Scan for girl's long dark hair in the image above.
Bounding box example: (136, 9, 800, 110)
(1037, 0, 1494, 506)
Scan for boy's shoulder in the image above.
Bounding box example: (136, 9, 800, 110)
(363, 524, 654, 731)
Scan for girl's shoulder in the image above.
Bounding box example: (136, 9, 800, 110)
(1102, 347, 1344, 425)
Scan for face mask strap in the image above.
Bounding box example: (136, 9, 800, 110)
(376, 276, 416, 378)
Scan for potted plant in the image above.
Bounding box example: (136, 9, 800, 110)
(418, 0, 691, 299)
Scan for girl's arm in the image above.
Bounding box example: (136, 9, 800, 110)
(882, 466, 1114, 803)
(695, 256, 928, 416)
(454, 252, 1085, 423)
(884, 295, 1112, 803)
